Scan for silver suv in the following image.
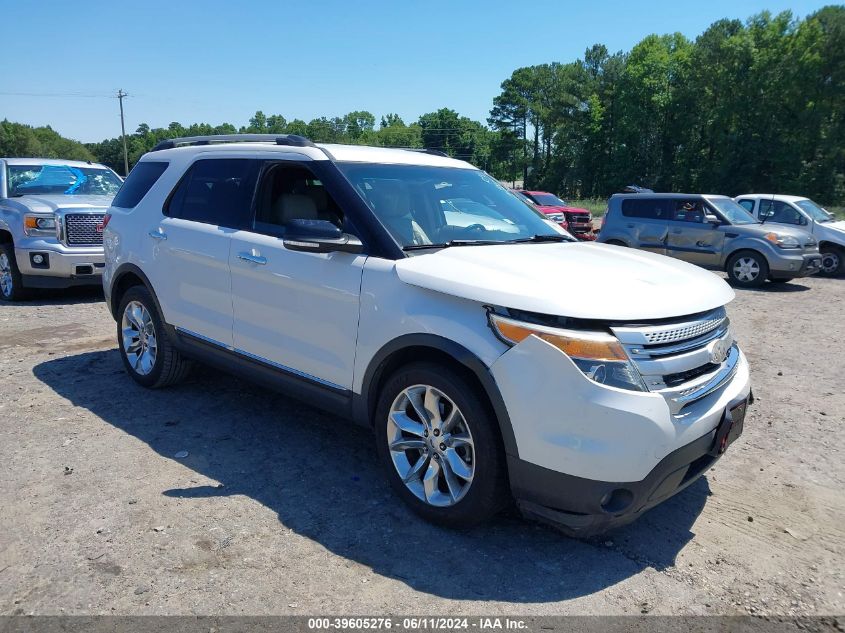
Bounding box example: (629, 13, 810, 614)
(0, 158, 122, 300)
(599, 193, 822, 287)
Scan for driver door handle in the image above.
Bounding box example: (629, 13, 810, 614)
(238, 251, 267, 265)
(148, 229, 167, 240)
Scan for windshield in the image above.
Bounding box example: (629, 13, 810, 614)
(531, 193, 567, 206)
(7, 164, 122, 197)
(795, 199, 834, 223)
(708, 198, 759, 225)
(337, 163, 562, 247)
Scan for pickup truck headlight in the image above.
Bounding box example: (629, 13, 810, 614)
(764, 232, 800, 249)
(489, 313, 646, 392)
(24, 214, 58, 238)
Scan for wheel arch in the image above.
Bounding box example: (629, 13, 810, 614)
(724, 247, 766, 272)
(0, 228, 13, 244)
(354, 334, 518, 457)
(109, 264, 165, 322)
(819, 240, 844, 252)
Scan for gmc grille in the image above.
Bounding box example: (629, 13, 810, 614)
(64, 213, 105, 246)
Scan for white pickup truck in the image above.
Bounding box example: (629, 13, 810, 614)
(0, 158, 123, 300)
(735, 194, 845, 277)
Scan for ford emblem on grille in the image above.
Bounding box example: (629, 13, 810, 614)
(709, 338, 731, 364)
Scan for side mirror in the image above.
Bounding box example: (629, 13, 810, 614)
(282, 218, 363, 254)
(704, 214, 720, 225)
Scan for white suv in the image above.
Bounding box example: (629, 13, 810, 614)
(103, 134, 752, 536)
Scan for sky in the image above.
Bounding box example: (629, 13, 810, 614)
(0, 0, 833, 143)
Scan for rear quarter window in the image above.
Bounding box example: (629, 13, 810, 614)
(112, 162, 169, 208)
(621, 198, 674, 220)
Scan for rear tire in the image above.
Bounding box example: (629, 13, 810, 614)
(820, 246, 845, 277)
(374, 362, 508, 529)
(117, 285, 191, 388)
(0, 243, 27, 302)
(726, 251, 769, 288)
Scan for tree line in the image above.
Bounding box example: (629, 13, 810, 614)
(1, 6, 842, 204)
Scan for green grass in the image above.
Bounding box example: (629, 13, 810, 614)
(568, 199, 609, 216)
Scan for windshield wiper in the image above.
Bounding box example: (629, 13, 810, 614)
(402, 234, 573, 251)
(503, 234, 574, 244)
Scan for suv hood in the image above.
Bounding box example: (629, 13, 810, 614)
(538, 204, 590, 216)
(12, 194, 113, 212)
(395, 243, 734, 321)
(741, 222, 813, 240)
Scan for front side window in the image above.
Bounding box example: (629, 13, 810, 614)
(252, 163, 344, 236)
(166, 159, 257, 228)
(759, 200, 805, 225)
(708, 198, 758, 225)
(337, 163, 561, 247)
(671, 200, 706, 223)
(7, 164, 123, 197)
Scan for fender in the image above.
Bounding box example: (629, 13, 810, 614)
(353, 333, 518, 457)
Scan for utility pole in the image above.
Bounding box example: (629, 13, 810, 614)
(117, 89, 129, 177)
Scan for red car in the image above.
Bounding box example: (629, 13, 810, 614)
(516, 190, 596, 241)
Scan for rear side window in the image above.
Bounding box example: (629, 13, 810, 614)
(737, 199, 755, 212)
(112, 161, 168, 208)
(165, 159, 258, 228)
(621, 198, 674, 220)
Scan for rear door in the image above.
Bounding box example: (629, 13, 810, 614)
(148, 158, 258, 347)
(665, 199, 724, 268)
(619, 198, 669, 254)
(229, 160, 365, 390)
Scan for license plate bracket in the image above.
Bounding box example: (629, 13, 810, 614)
(710, 399, 747, 456)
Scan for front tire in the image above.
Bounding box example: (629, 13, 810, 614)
(0, 243, 27, 302)
(727, 251, 769, 288)
(374, 362, 508, 529)
(820, 246, 845, 277)
(117, 285, 191, 388)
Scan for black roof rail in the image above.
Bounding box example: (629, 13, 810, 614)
(403, 148, 449, 158)
(150, 134, 317, 152)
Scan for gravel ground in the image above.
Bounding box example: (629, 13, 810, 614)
(0, 275, 843, 617)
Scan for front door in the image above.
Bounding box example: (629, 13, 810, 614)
(665, 199, 724, 268)
(229, 161, 365, 390)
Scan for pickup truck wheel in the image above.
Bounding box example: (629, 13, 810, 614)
(117, 286, 191, 388)
(374, 363, 508, 529)
(727, 251, 768, 288)
(0, 244, 27, 302)
(820, 246, 844, 277)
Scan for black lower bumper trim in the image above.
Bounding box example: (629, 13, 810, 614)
(509, 394, 749, 537)
(22, 274, 103, 289)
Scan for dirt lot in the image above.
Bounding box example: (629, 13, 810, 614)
(0, 275, 843, 617)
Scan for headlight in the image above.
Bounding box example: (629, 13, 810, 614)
(23, 215, 58, 237)
(489, 313, 646, 392)
(764, 232, 800, 249)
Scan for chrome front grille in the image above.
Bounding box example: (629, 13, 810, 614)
(612, 308, 738, 413)
(64, 213, 105, 246)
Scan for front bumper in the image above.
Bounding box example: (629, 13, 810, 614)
(510, 390, 749, 536)
(768, 250, 822, 278)
(16, 239, 104, 288)
(490, 333, 751, 536)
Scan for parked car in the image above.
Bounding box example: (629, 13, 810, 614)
(104, 134, 751, 536)
(735, 194, 845, 277)
(0, 158, 123, 300)
(440, 197, 520, 234)
(515, 190, 597, 241)
(599, 193, 822, 288)
(511, 190, 569, 231)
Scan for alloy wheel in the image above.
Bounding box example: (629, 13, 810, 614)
(0, 253, 12, 297)
(733, 256, 760, 282)
(121, 301, 158, 375)
(387, 384, 475, 507)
